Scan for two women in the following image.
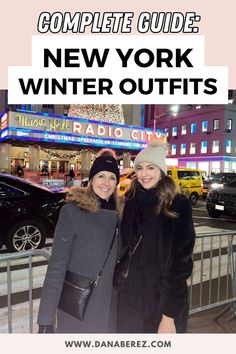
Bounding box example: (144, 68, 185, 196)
(117, 140, 195, 333)
(38, 140, 195, 334)
(37, 149, 121, 333)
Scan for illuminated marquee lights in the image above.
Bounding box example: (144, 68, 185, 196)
(0, 129, 9, 139)
(0, 110, 167, 150)
(179, 155, 236, 162)
(1, 127, 147, 150)
(72, 121, 160, 141)
(0, 113, 8, 130)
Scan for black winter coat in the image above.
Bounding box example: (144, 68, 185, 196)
(118, 192, 195, 333)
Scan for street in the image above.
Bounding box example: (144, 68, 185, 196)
(193, 198, 236, 233)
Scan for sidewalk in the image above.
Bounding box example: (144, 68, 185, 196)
(1, 303, 236, 333)
(188, 305, 236, 333)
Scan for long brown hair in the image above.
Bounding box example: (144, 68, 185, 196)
(126, 172, 180, 218)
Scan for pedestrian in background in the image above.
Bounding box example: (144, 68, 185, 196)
(67, 167, 76, 187)
(117, 140, 195, 333)
(37, 149, 121, 333)
(69, 167, 75, 179)
(16, 164, 24, 178)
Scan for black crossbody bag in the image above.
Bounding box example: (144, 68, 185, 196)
(113, 234, 142, 289)
(58, 228, 117, 321)
(113, 213, 143, 290)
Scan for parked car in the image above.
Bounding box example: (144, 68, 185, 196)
(206, 178, 236, 218)
(203, 172, 236, 198)
(0, 173, 66, 252)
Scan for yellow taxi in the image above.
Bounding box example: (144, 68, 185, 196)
(167, 167, 203, 205)
(118, 166, 203, 204)
(118, 168, 135, 196)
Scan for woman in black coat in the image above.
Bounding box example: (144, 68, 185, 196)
(117, 140, 195, 333)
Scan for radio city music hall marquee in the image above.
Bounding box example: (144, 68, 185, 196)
(0, 111, 166, 149)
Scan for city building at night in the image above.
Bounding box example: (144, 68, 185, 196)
(145, 102, 236, 175)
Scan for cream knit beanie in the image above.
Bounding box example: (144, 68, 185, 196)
(134, 140, 167, 174)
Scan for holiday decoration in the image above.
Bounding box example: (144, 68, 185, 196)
(41, 148, 96, 161)
(41, 148, 131, 163)
(68, 104, 125, 124)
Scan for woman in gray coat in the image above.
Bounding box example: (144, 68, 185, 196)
(37, 149, 121, 333)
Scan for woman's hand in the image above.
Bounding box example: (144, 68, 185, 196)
(157, 315, 176, 333)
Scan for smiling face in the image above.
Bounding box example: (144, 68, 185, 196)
(135, 162, 162, 190)
(91, 171, 117, 200)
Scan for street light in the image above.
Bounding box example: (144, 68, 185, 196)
(153, 105, 179, 131)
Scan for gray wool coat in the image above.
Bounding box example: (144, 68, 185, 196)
(37, 188, 119, 333)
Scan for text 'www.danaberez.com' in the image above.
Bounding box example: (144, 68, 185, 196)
(64, 339, 171, 349)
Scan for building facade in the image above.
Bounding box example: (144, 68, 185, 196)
(145, 104, 236, 175)
(0, 109, 165, 178)
(0, 90, 146, 178)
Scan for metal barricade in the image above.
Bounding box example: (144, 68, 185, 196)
(1, 232, 236, 333)
(0, 249, 50, 333)
(189, 231, 236, 316)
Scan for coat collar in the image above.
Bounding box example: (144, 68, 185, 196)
(67, 187, 99, 213)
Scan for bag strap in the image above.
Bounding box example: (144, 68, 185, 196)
(129, 209, 143, 255)
(129, 213, 143, 256)
(94, 225, 118, 286)
(131, 235, 142, 255)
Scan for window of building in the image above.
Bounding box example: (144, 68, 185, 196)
(172, 127, 177, 136)
(8, 104, 22, 110)
(21, 104, 32, 111)
(42, 104, 55, 114)
(202, 121, 208, 132)
(186, 161, 197, 169)
(181, 125, 187, 135)
(212, 140, 219, 153)
(190, 143, 196, 154)
(191, 123, 197, 134)
(224, 161, 230, 172)
(171, 144, 177, 155)
(164, 128, 169, 137)
(232, 162, 236, 173)
(211, 161, 220, 174)
(226, 119, 232, 131)
(180, 143, 186, 155)
(213, 119, 220, 130)
(201, 141, 207, 153)
(226, 139, 232, 153)
(198, 162, 209, 176)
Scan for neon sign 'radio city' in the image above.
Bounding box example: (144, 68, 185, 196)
(8, 111, 165, 144)
(73, 122, 163, 142)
